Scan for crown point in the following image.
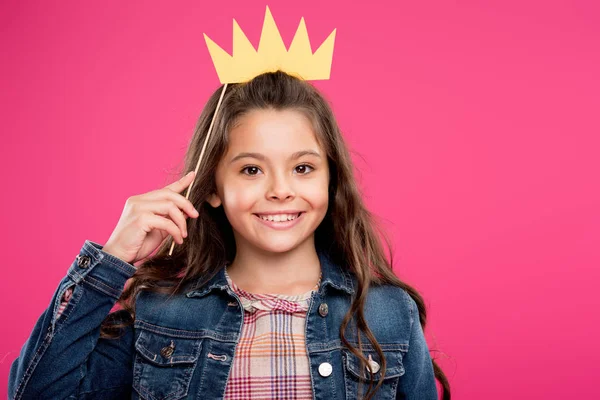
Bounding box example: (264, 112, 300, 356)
(232, 18, 241, 30)
(264, 5, 275, 22)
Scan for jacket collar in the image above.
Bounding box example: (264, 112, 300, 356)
(185, 249, 355, 298)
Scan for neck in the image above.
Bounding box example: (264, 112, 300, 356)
(225, 235, 322, 296)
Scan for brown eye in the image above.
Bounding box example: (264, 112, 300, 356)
(295, 164, 314, 174)
(241, 166, 261, 176)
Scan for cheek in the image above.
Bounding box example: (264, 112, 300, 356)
(301, 179, 329, 209)
(221, 183, 261, 212)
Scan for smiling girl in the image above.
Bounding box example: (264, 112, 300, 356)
(9, 71, 450, 399)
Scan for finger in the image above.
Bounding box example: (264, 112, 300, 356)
(165, 171, 196, 194)
(145, 189, 199, 219)
(152, 200, 188, 238)
(145, 214, 185, 244)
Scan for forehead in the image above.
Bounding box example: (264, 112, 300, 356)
(227, 108, 321, 153)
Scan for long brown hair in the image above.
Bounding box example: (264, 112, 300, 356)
(101, 70, 450, 399)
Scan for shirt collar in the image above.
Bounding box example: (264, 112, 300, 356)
(185, 249, 355, 299)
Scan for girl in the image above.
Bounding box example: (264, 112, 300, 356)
(9, 71, 450, 399)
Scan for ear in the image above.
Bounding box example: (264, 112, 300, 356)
(206, 192, 222, 208)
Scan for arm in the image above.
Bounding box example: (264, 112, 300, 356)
(396, 294, 439, 400)
(8, 240, 137, 400)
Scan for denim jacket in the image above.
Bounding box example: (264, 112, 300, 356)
(9, 240, 438, 399)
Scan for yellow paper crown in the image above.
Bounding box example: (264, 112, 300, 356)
(203, 5, 336, 83)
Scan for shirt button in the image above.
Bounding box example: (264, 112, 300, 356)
(318, 303, 328, 317)
(77, 255, 90, 268)
(318, 362, 333, 377)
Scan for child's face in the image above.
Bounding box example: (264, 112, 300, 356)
(208, 108, 330, 255)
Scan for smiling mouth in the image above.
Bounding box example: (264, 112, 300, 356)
(253, 212, 304, 222)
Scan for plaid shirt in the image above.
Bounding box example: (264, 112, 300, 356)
(223, 267, 321, 399)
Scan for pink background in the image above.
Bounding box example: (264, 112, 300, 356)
(1, 0, 599, 398)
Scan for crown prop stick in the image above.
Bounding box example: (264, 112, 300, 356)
(169, 5, 336, 256)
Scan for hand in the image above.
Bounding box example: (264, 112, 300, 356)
(102, 171, 200, 264)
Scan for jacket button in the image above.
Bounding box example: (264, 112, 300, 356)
(318, 303, 328, 317)
(368, 354, 380, 373)
(77, 255, 90, 268)
(160, 341, 175, 358)
(318, 362, 333, 377)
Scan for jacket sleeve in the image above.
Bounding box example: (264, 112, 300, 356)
(396, 293, 439, 400)
(8, 240, 138, 400)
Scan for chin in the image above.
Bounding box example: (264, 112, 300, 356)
(250, 233, 314, 254)
(256, 242, 301, 254)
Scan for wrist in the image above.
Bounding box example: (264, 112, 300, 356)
(101, 245, 132, 264)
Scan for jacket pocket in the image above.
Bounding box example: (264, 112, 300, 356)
(132, 328, 203, 400)
(342, 349, 406, 399)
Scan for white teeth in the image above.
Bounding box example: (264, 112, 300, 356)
(258, 213, 299, 222)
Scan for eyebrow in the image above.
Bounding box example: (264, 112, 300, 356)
(229, 150, 322, 164)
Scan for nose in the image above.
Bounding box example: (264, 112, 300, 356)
(266, 171, 295, 200)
